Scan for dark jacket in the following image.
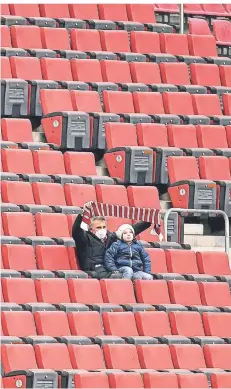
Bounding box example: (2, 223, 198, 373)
(72, 214, 151, 272)
(104, 240, 151, 273)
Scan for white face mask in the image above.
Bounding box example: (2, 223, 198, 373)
(95, 229, 107, 240)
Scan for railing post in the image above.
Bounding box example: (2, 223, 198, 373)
(179, 3, 184, 34)
(164, 208, 230, 255)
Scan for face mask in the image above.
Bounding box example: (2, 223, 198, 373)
(95, 229, 107, 240)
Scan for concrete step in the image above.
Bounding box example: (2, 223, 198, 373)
(184, 235, 228, 248)
(184, 224, 203, 235)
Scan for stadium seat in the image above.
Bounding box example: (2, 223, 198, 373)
(1, 4, 10, 15)
(162, 92, 210, 125)
(196, 125, 230, 156)
(130, 61, 172, 92)
(34, 310, 71, 337)
(177, 373, 209, 388)
(105, 122, 138, 149)
(2, 211, 36, 238)
(135, 311, 171, 337)
(199, 281, 231, 308)
(201, 4, 228, 17)
(40, 57, 77, 84)
(126, 4, 172, 33)
(74, 372, 109, 389)
(100, 59, 148, 92)
(100, 30, 145, 62)
(1, 56, 12, 78)
(210, 372, 231, 388)
(10, 25, 55, 57)
(106, 217, 132, 233)
(2, 311, 37, 337)
(9, 4, 40, 17)
(135, 279, 173, 307)
(68, 311, 104, 337)
(98, 4, 144, 33)
(65, 183, 97, 207)
(188, 17, 211, 35)
(101, 279, 136, 305)
(103, 311, 141, 340)
(202, 312, 231, 338)
(34, 343, 72, 369)
(40, 89, 73, 115)
(203, 344, 231, 369)
(188, 34, 231, 65)
(68, 278, 104, 305)
(35, 245, 72, 271)
(190, 63, 231, 94)
(160, 32, 190, 56)
(160, 61, 206, 94)
(108, 371, 143, 388)
(170, 344, 206, 369)
(39, 4, 70, 19)
(32, 181, 68, 208)
(167, 123, 200, 150)
(69, 344, 106, 369)
(167, 156, 217, 210)
(196, 251, 231, 280)
(199, 156, 231, 216)
(103, 344, 141, 369)
(1, 181, 35, 207)
(69, 4, 99, 19)
(168, 280, 202, 306)
(219, 65, 231, 87)
(40, 27, 71, 53)
(2, 278, 38, 304)
(137, 344, 174, 369)
(145, 248, 168, 275)
(96, 184, 129, 206)
(71, 58, 103, 83)
(165, 249, 202, 277)
(35, 278, 71, 304)
(35, 212, 70, 240)
(143, 372, 178, 388)
(1, 344, 38, 373)
(169, 311, 205, 337)
(1, 244, 36, 271)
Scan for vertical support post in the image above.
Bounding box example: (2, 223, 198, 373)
(179, 3, 184, 34)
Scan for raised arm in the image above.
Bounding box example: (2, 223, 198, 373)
(132, 221, 151, 236)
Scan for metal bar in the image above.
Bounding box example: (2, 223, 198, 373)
(164, 208, 230, 255)
(179, 3, 184, 34)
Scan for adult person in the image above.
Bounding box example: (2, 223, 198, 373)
(72, 203, 151, 279)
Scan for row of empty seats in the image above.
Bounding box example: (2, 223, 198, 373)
(189, 18, 231, 46)
(2, 343, 231, 387)
(2, 278, 231, 311)
(1, 26, 229, 63)
(3, 56, 231, 89)
(2, 309, 231, 339)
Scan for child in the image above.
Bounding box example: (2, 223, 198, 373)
(104, 224, 153, 280)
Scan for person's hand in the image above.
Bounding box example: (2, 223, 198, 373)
(83, 201, 94, 210)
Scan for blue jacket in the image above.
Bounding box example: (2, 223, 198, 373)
(104, 240, 151, 273)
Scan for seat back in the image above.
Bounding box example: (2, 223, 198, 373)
(96, 184, 129, 206)
(197, 125, 228, 149)
(160, 62, 191, 85)
(190, 63, 221, 87)
(9, 4, 40, 17)
(64, 152, 97, 176)
(130, 31, 161, 54)
(10, 56, 43, 80)
(1, 344, 38, 373)
(71, 59, 103, 82)
(137, 123, 169, 147)
(163, 92, 194, 115)
(168, 124, 198, 148)
(39, 4, 70, 18)
(199, 281, 231, 307)
(70, 90, 102, 112)
(101, 279, 136, 304)
(160, 33, 189, 55)
(69, 4, 99, 19)
(40, 27, 71, 51)
(103, 90, 135, 114)
(98, 4, 128, 21)
(196, 251, 231, 276)
(34, 343, 72, 369)
(130, 62, 161, 84)
(41, 57, 73, 82)
(1, 244, 36, 271)
(34, 311, 71, 336)
(68, 311, 104, 337)
(127, 4, 156, 23)
(188, 34, 218, 57)
(1, 118, 33, 143)
(199, 156, 231, 180)
(2, 148, 35, 174)
(33, 150, 66, 175)
(167, 156, 200, 183)
(133, 92, 165, 114)
(36, 245, 71, 271)
(165, 249, 199, 274)
(170, 344, 206, 369)
(40, 89, 73, 115)
(11, 25, 42, 49)
(105, 122, 138, 148)
(68, 279, 104, 304)
(32, 182, 67, 206)
(135, 279, 171, 304)
(1, 26, 11, 48)
(65, 183, 97, 207)
(204, 344, 231, 369)
(101, 59, 132, 83)
(35, 278, 71, 304)
(2, 278, 37, 304)
(202, 312, 231, 338)
(135, 311, 171, 336)
(69, 344, 106, 369)
(137, 344, 174, 369)
(189, 18, 211, 35)
(1, 181, 35, 206)
(100, 30, 130, 52)
(103, 344, 141, 369)
(2, 311, 37, 337)
(169, 311, 205, 336)
(2, 212, 36, 237)
(168, 280, 202, 305)
(70, 29, 102, 51)
(103, 312, 138, 336)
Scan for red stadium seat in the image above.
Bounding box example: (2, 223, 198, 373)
(65, 184, 97, 207)
(69, 4, 99, 19)
(188, 34, 219, 58)
(133, 92, 165, 115)
(105, 122, 138, 148)
(68, 311, 104, 337)
(202, 312, 231, 338)
(135, 311, 171, 337)
(100, 30, 130, 53)
(160, 62, 192, 86)
(201, 4, 228, 17)
(130, 31, 161, 54)
(196, 251, 231, 277)
(101, 279, 136, 304)
(188, 18, 211, 35)
(11, 25, 46, 51)
(130, 62, 162, 84)
(145, 248, 168, 274)
(137, 344, 174, 369)
(177, 373, 209, 389)
(71, 59, 103, 83)
(1, 244, 36, 271)
(9, 4, 40, 17)
(160, 33, 189, 56)
(210, 372, 231, 388)
(168, 156, 200, 183)
(35, 213, 70, 238)
(39, 4, 70, 18)
(219, 65, 231, 87)
(169, 311, 205, 336)
(1, 118, 35, 143)
(96, 184, 129, 206)
(41, 58, 73, 82)
(64, 152, 97, 176)
(70, 90, 102, 112)
(1, 4, 10, 15)
(69, 345, 106, 370)
(101, 60, 132, 84)
(143, 372, 178, 389)
(40, 27, 71, 51)
(135, 280, 171, 305)
(33, 150, 66, 175)
(108, 371, 143, 389)
(98, 4, 128, 21)
(127, 185, 160, 209)
(103, 312, 138, 337)
(1, 26, 11, 48)
(74, 372, 109, 388)
(170, 344, 206, 369)
(40, 89, 73, 115)
(70, 29, 102, 52)
(1, 181, 35, 205)
(203, 344, 231, 369)
(196, 125, 228, 149)
(68, 279, 104, 304)
(2, 212, 36, 237)
(163, 92, 194, 115)
(2, 278, 37, 304)
(35, 245, 71, 271)
(2, 148, 36, 174)
(103, 90, 135, 114)
(2, 311, 37, 337)
(103, 344, 141, 369)
(167, 124, 198, 148)
(190, 63, 222, 87)
(165, 249, 199, 275)
(35, 278, 71, 304)
(1, 57, 12, 78)
(34, 311, 71, 336)
(32, 182, 67, 206)
(137, 123, 168, 147)
(199, 282, 231, 307)
(168, 280, 202, 306)
(34, 343, 72, 369)
(223, 93, 231, 115)
(199, 156, 231, 180)
(1, 344, 38, 374)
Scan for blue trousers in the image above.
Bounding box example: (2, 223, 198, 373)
(119, 266, 153, 280)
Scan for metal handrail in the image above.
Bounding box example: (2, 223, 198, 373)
(164, 208, 230, 255)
